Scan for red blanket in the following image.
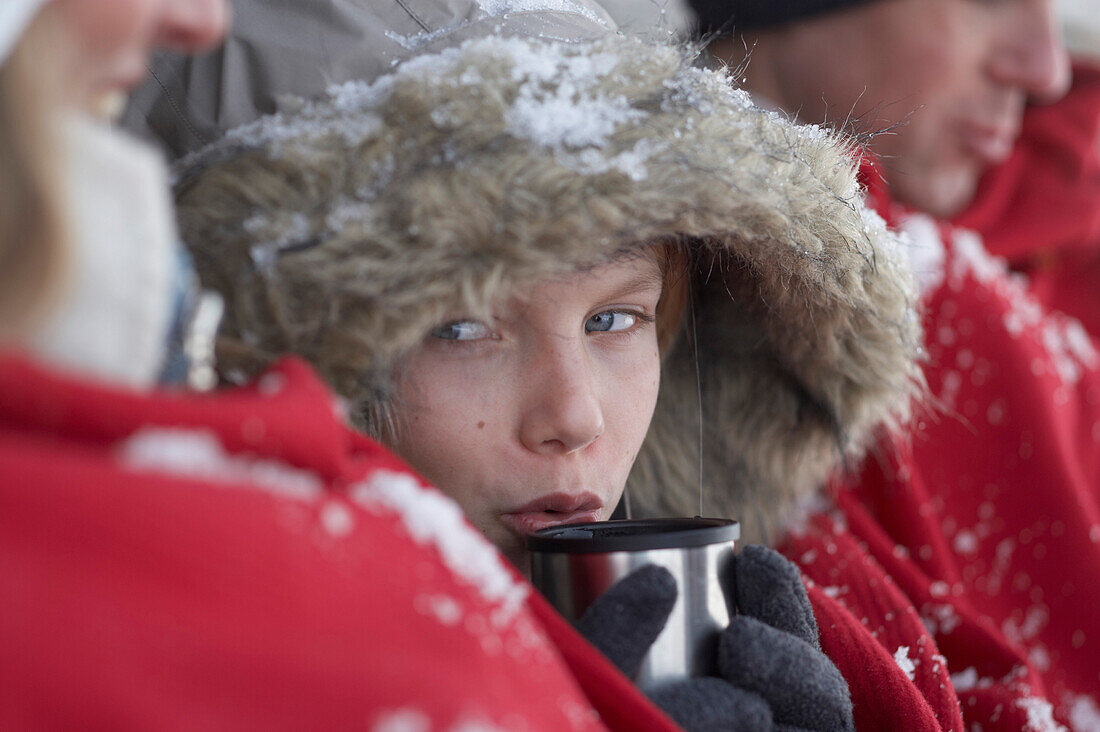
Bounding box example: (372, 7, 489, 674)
(0, 355, 675, 731)
(783, 63, 1100, 731)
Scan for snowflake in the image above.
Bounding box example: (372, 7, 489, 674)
(894, 646, 916, 681)
(373, 709, 431, 732)
(1067, 694, 1100, 732)
(118, 427, 323, 500)
(1015, 697, 1067, 732)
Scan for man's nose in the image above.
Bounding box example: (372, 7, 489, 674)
(518, 341, 605, 456)
(990, 0, 1071, 104)
(154, 0, 230, 53)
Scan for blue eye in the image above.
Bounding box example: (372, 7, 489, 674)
(431, 320, 493, 341)
(585, 311, 637, 333)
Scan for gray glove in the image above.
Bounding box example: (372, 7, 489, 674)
(576, 545, 854, 732)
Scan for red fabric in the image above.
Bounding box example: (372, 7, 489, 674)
(783, 67, 1100, 730)
(0, 355, 672, 731)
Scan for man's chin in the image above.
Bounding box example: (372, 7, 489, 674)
(888, 165, 981, 219)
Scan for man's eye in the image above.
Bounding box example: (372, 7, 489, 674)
(431, 320, 493, 341)
(585, 311, 637, 333)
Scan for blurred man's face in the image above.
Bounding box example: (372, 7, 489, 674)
(718, 0, 1070, 217)
(50, 0, 228, 113)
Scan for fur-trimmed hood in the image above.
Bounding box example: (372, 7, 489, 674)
(149, 0, 923, 545)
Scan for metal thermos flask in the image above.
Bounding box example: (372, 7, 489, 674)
(527, 517, 739, 691)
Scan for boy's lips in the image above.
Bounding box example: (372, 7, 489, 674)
(499, 492, 603, 536)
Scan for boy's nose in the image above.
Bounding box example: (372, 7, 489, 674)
(518, 343, 605, 456)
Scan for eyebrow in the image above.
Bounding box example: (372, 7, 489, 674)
(602, 268, 665, 302)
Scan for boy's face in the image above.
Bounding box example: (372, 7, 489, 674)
(390, 255, 665, 574)
(727, 0, 1069, 217)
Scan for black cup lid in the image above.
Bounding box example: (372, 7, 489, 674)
(525, 517, 739, 553)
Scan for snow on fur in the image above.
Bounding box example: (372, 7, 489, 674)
(187, 38, 636, 164)
(897, 213, 947, 295)
(177, 31, 923, 546)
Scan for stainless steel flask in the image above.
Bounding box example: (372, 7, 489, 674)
(527, 517, 739, 691)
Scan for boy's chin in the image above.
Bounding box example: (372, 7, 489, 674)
(485, 526, 532, 577)
(505, 549, 533, 578)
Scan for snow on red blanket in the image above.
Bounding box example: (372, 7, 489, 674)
(0, 354, 674, 731)
(782, 68, 1100, 731)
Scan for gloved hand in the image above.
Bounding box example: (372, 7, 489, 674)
(575, 544, 854, 732)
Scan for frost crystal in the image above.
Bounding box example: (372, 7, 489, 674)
(352, 470, 528, 624)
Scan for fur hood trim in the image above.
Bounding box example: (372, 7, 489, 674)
(175, 34, 923, 544)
